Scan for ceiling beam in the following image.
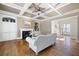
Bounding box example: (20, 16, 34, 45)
(25, 10, 37, 15)
(2, 3, 22, 10)
(40, 15, 60, 21)
(0, 3, 40, 20)
(40, 15, 48, 18)
(47, 3, 63, 16)
(33, 9, 53, 18)
(0, 10, 38, 20)
(33, 3, 70, 19)
(43, 8, 79, 21)
(56, 3, 71, 9)
(19, 3, 32, 16)
(1, 3, 35, 16)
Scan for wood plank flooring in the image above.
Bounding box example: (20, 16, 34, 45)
(0, 37, 79, 56)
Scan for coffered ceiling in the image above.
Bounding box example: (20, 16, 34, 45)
(0, 3, 79, 21)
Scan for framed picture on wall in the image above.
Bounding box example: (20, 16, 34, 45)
(34, 22, 39, 31)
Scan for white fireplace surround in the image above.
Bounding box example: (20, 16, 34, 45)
(20, 28, 33, 39)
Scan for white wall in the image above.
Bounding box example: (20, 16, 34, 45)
(51, 21, 60, 37)
(40, 20, 51, 35)
(52, 16, 78, 40)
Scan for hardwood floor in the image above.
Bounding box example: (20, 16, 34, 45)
(0, 37, 79, 56)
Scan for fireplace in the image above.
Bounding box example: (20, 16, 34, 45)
(22, 31, 32, 39)
(20, 29, 33, 39)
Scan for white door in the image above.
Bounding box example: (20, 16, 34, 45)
(0, 15, 17, 41)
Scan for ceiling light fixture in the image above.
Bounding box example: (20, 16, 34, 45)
(37, 10, 42, 15)
(29, 3, 45, 15)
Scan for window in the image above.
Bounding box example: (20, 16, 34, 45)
(10, 19, 15, 23)
(2, 17, 15, 23)
(63, 24, 70, 33)
(2, 18, 9, 22)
